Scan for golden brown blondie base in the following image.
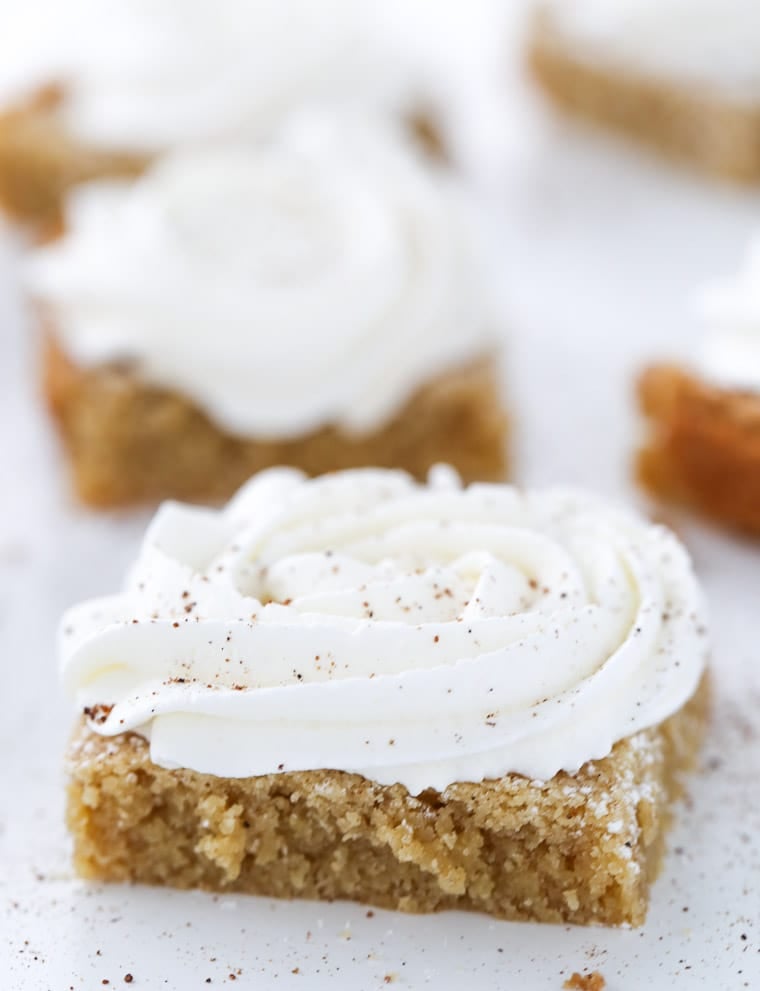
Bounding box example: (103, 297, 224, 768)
(44, 335, 509, 507)
(528, 11, 760, 183)
(0, 87, 145, 230)
(0, 88, 446, 229)
(638, 364, 760, 535)
(66, 677, 708, 927)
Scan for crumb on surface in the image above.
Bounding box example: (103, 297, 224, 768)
(563, 971, 606, 990)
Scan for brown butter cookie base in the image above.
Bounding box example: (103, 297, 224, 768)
(43, 334, 509, 507)
(66, 677, 708, 927)
(637, 364, 760, 534)
(527, 12, 760, 183)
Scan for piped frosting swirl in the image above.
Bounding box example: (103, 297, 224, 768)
(60, 466, 708, 794)
(25, 112, 494, 438)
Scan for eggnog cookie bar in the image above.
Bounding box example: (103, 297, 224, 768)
(528, 0, 760, 182)
(28, 113, 508, 506)
(0, 1, 442, 227)
(62, 467, 709, 926)
(638, 237, 760, 533)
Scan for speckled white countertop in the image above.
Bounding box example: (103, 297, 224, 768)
(2, 4, 760, 989)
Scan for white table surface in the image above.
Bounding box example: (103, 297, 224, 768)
(2, 5, 760, 989)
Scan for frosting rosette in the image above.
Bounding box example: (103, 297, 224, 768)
(0, 0, 422, 152)
(696, 234, 760, 394)
(25, 112, 493, 439)
(60, 466, 709, 794)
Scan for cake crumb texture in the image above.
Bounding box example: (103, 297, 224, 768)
(637, 364, 760, 534)
(44, 335, 509, 506)
(528, 10, 760, 184)
(66, 677, 708, 927)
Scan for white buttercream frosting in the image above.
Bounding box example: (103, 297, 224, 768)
(541, 0, 760, 99)
(696, 236, 760, 393)
(0, 0, 423, 152)
(25, 112, 494, 438)
(60, 466, 709, 795)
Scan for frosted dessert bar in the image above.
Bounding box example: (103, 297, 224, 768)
(528, 0, 760, 182)
(638, 234, 760, 533)
(27, 112, 508, 506)
(63, 466, 709, 926)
